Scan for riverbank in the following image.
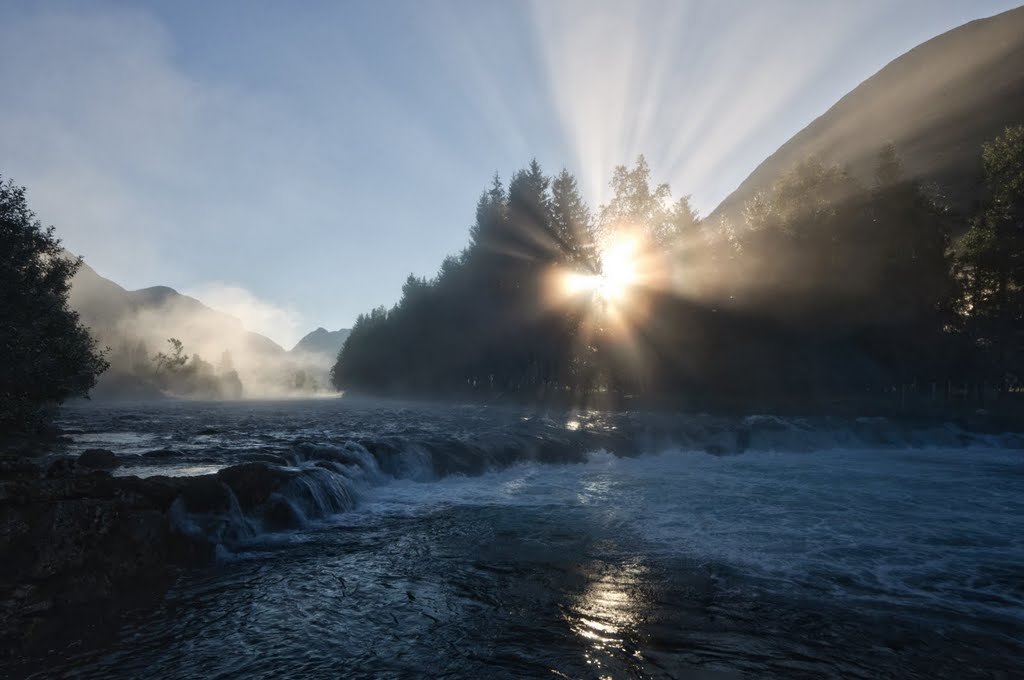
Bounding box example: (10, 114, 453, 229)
(0, 455, 200, 660)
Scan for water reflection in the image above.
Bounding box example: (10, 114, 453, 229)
(564, 560, 649, 674)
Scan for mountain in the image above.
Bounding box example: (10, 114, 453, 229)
(69, 260, 286, 360)
(290, 327, 351, 361)
(709, 5, 1024, 227)
(67, 260, 335, 398)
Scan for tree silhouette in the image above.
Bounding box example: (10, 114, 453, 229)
(331, 128, 1024, 415)
(0, 177, 108, 433)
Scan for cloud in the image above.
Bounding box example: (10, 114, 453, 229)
(183, 282, 304, 350)
(0, 5, 334, 319)
(0, 3, 495, 329)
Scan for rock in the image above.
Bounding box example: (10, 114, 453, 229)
(217, 463, 283, 511)
(0, 470, 236, 659)
(262, 496, 303, 530)
(142, 448, 181, 459)
(0, 472, 185, 658)
(175, 476, 233, 514)
(45, 456, 83, 478)
(77, 449, 121, 470)
(0, 457, 42, 481)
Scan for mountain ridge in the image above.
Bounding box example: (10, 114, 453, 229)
(66, 259, 343, 398)
(290, 327, 351, 360)
(708, 5, 1024, 226)
(69, 260, 286, 357)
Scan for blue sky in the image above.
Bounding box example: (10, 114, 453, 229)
(1, 0, 1020, 348)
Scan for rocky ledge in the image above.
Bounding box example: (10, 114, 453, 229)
(0, 447, 365, 662)
(0, 453, 254, 661)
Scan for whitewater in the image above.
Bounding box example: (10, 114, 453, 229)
(35, 399, 1024, 678)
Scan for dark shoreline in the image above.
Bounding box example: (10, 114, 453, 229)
(0, 457, 209, 663)
(335, 388, 1024, 435)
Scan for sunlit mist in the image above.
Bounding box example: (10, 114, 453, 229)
(556, 231, 658, 317)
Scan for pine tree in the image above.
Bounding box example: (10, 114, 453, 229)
(551, 169, 596, 269)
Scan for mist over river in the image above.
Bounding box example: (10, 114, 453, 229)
(28, 399, 1024, 678)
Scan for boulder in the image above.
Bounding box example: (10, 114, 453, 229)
(0, 471, 183, 658)
(142, 448, 182, 459)
(217, 462, 283, 511)
(77, 449, 121, 470)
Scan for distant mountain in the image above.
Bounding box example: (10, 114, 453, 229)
(67, 260, 336, 398)
(69, 260, 286, 359)
(709, 5, 1024, 226)
(290, 327, 351, 360)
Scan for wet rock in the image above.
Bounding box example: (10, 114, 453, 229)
(237, 451, 289, 465)
(262, 496, 303, 530)
(142, 448, 182, 459)
(360, 439, 406, 476)
(176, 475, 233, 514)
(77, 449, 121, 470)
(0, 471, 190, 657)
(217, 462, 282, 511)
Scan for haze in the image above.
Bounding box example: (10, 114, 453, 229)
(0, 0, 1019, 346)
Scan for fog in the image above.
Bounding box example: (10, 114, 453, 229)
(68, 259, 337, 400)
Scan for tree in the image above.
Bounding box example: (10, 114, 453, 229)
(851, 145, 957, 385)
(958, 124, 1024, 394)
(153, 338, 188, 376)
(599, 155, 674, 245)
(550, 169, 597, 270)
(0, 177, 108, 433)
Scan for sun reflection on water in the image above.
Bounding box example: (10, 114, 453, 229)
(564, 560, 650, 674)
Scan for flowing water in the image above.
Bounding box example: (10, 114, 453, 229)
(27, 399, 1024, 678)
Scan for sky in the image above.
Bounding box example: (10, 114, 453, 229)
(1, 0, 1020, 348)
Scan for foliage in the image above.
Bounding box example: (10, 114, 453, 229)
(328, 131, 1022, 410)
(145, 337, 243, 398)
(0, 177, 108, 432)
(957, 125, 1024, 391)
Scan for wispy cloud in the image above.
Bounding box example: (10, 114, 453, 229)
(0, 5, 337, 326)
(183, 282, 304, 350)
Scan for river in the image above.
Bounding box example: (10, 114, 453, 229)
(30, 398, 1024, 678)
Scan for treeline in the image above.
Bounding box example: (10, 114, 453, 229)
(331, 126, 1024, 414)
(103, 337, 244, 399)
(101, 336, 332, 399)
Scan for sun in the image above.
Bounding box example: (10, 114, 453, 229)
(561, 236, 641, 305)
(597, 236, 640, 301)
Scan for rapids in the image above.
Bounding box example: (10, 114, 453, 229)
(27, 399, 1024, 678)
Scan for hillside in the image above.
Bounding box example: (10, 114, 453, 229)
(709, 5, 1024, 226)
(69, 261, 286, 360)
(290, 327, 351, 361)
(67, 260, 332, 398)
